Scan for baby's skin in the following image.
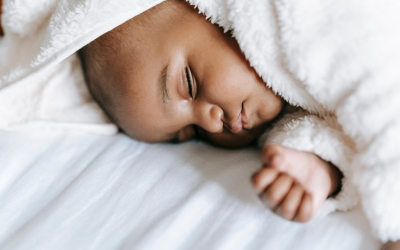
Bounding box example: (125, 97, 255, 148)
(252, 144, 342, 222)
(251, 145, 400, 250)
(2, 0, 398, 247)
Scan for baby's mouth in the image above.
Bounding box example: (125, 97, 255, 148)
(241, 103, 251, 130)
(224, 103, 251, 134)
(227, 114, 243, 134)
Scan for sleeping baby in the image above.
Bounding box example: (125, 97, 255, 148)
(2, 0, 400, 248)
(78, 0, 343, 224)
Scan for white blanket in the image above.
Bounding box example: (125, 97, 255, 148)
(188, 0, 400, 241)
(0, 0, 164, 134)
(0, 129, 379, 250)
(1, 0, 400, 243)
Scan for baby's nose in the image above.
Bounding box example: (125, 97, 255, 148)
(198, 104, 223, 133)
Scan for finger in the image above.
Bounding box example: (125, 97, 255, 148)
(263, 174, 293, 208)
(277, 183, 305, 221)
(263, 145, 319, 186)
(261, 144, 285, 166)
(295, 193, 313, 222)
(251, 167, 279, 194)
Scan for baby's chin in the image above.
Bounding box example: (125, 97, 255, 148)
(199, 125, 267, 149)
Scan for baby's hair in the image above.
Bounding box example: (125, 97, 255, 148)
(78, 34, 119, 123)
(78, 0, 178, 124)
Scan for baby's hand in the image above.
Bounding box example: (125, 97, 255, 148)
(251, 145, 342, 222)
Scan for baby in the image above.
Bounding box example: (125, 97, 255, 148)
(2, 0, 399, 247)
(78, 0, 342, 223)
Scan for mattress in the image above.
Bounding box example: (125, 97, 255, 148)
(0, 129, 380, 250)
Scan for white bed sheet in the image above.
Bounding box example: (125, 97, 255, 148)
(0, 129, 380, 250)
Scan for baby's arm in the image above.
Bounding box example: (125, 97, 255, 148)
(252, 144, 342, 221)
(256, 108, 359, 220)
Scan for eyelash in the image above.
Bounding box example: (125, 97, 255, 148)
(185, 67, 193, 99)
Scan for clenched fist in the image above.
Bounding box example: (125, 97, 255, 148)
(252, 145, 342, 222)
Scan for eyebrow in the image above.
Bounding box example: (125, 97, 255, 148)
(159, 64, 171, 106)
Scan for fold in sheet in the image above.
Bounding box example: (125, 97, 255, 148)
(0, 130, 380, 250)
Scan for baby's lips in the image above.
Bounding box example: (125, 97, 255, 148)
(228, 113, 243, 133)
(241, 105, 251, 129)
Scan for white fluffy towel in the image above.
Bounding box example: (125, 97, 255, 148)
(1, 0, 400, 242)
(0, 0, 164, 134)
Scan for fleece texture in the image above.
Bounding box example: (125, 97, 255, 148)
(0, 0, 164, 134)
(186, 0, 400, 242)
(1, 0, 400, 242)
(259, 108, 359, 219)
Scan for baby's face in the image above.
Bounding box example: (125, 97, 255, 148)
(85, 0, 283, 147)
